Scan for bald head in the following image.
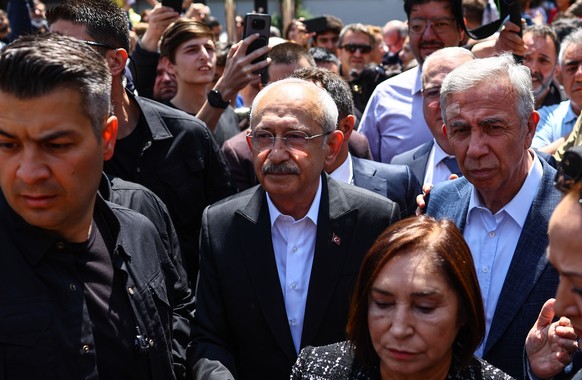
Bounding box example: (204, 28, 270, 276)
(421, 47, 475, 154)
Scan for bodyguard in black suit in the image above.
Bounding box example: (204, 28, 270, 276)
(189, 78, 400, 379)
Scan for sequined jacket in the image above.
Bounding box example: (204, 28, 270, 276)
(291, 341, 515, 380)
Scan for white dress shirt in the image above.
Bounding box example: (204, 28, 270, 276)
(465, 152, 543, 357)
(424, 139, 456, 185)
(266, 179, 322, 354)
(328, 153, 354, 185)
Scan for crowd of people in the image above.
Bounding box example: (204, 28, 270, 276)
(2, 0, 582, 379)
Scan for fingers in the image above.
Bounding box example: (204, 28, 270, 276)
(535, 298, 557, 329)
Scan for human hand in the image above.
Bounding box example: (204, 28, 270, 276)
(140, 3, 180, 52)
(415, 183, 433, 215)
(526, 298, 578, 379)
(495, 21, 526, 57)
(213, 33, 271, 100)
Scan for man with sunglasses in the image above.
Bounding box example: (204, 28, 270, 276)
(336, 23, 374, 82)
(359, 0, 465, 164)
(191, 78, 400, 380)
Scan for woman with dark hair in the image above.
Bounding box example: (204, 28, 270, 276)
(291, 216, 513, 379)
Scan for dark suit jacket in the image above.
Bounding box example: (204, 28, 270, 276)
(426, 157, 561, 379)
(352, 156, 421, 218)
(390, 140, 433, 184)
(190, 174, 400, 380)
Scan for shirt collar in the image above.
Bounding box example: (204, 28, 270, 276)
(266, 176, 322, 226)
(433, 139, 452, 165)
(328, 152, 354, 185)
(467, 150, 543, 228)
(1, 192, 124, 266)
(566, 101, 579, 125)
(413, 66, 423, 95)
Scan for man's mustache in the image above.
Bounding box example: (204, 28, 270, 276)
(262, 162, 300, 175)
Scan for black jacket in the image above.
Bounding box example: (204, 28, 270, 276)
(104, 94, 236, 279)
(99, 174, 195, 379)
(0, 192, 181, 379)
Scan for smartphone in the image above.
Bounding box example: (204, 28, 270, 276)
(161, 0, 182, 13)
(243, 13, 271, 79)
(303, 17, 328, 34)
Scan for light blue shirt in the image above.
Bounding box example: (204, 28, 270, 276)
(465, 153, 543, 357)
(532, 100, 578, 148)
(424, 139, 456, 185)
(358, 66, 432, 163)
(267, 179, 322, 354)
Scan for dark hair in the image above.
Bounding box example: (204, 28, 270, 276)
(160, 19, 215, 63)
(551, 17, 582, 43)
(314, 14, 343, 37)
(524, 24, 560, 59)
(404, 0, 464, 30)
(269, 42, 316, 66)
(346, 216, 485, 370)
(0, 33, 112, 138)
(46, 0, 130, 52)
(308, 47, 340, 67)
(292, 66, 353, 120)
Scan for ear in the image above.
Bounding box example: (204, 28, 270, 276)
(525, 111, 540, 148)
(102, 115, 118, 161)
(324, 130, 344, 168)
(107, 48, 129, 77)
(162, 56, 176, 76)
(555, 65, 562, 85)
(442, 124, 448, 138)
(245, 129, 253, 152)
(337, 115, 355, 141)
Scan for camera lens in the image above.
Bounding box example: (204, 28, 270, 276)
(252, 19, 265, 29)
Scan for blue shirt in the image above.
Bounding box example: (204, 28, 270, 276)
(358, 66, 432, 163)
(532, 100, 578, 149)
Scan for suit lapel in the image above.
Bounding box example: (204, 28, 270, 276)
(237, 187, 297, 363)
(351, 157, 387, 196)
(410, 141, 433, 183)
(484, 160, 560, 353)
(301, 175, 358, 347)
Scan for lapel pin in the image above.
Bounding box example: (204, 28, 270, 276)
(331, 233, 341, 246)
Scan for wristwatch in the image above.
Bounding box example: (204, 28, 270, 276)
(207, 89, 230, 109)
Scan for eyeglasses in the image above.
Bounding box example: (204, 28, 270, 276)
(555, 149, 582, 195)
(409, 17, 457, 35)
(248, 129, 331, 152)
(83, 40, 117, 50)
(339, 43, 372, 54)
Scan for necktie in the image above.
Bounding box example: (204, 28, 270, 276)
(442, 156, 462, 177)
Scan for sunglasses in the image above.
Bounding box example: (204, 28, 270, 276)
(555, 149, 582, 197)
(340, 43, 372, 54)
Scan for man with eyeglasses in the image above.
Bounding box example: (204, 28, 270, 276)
(336, 23, 374, 82)
(191, 78, 400, 380)
(392, 47, 475, 186)
(359, 0, 465, 164)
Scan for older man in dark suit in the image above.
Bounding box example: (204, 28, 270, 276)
(391, 47, 474, 185)
(426, 54, 561, 379)
(190, 78, 400, 380)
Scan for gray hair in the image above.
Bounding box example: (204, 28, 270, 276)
(440, 53, 534, 127)
(421, 47, 475, 86)
(338, 23, 374, 47)
(559, 29, 582, 67)
(250, 78, 339, 134)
